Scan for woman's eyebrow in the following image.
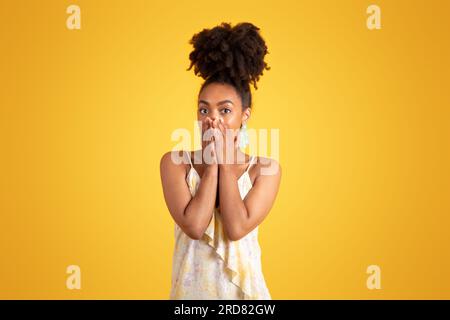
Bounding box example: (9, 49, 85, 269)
(198, 99, 234, 106)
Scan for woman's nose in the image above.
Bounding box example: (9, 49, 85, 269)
(208, 114, 221, 124)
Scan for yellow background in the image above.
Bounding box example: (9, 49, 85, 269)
(1, 0, 449, 299)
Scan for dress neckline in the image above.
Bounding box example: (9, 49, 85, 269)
(188, 165, 253, 187)
(185, 151, 256, 187)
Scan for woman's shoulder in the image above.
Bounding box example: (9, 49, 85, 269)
(160, 150, 190, 171)
(253, 155, 281, 178)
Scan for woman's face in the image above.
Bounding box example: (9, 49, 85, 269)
(197, 82, 250, 136)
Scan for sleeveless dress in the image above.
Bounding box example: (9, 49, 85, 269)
(169, 150, 272, 300)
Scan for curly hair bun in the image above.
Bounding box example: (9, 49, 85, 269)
(187, 22, 270, 91)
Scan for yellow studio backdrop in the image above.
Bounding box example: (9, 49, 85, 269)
(1, 0, 449, 299)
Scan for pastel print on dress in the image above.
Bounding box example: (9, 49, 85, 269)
(169, 150, 271, 300)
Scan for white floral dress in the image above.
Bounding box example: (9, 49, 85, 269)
(169, 150, 271, 300)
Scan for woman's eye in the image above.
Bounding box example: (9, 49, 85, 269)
(199, 108, 208, 114)
(222, 108, 231, 114)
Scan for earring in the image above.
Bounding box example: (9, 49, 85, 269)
(239, 122, 249, 149)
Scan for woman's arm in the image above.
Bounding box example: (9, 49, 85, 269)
(219, 158, 281, 241)
(160, 150, 218, 240)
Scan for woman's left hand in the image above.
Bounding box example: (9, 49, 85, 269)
(213, 118, 240, 166)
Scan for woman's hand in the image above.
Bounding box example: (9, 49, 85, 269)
(202, 118, 219, 170)
(214, 118, 240, 167)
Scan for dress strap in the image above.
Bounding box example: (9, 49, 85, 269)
(245, 155, 256, 173)
(184, 150, 193, 168)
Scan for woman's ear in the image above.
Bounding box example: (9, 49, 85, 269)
(242, 107, 251, 123)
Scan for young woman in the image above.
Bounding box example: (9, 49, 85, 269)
(160, 22, 281, 300)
